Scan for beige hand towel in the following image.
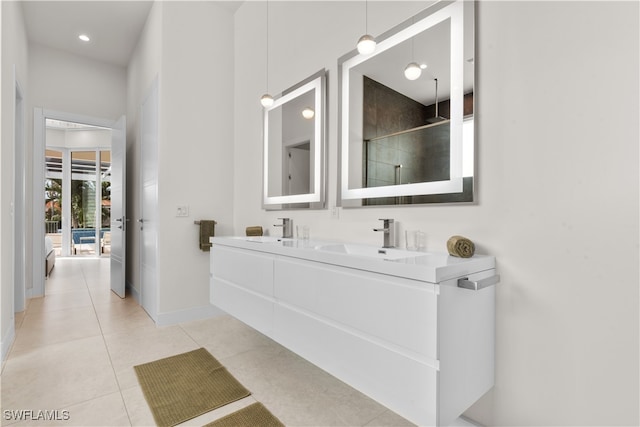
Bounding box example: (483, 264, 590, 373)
(447, 235, 475, 258)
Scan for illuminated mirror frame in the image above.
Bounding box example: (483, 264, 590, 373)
(338, 0, 469, 203)
(263, 70, 326, 209)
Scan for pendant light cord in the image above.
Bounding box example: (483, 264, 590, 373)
(365, 0, 369, 34)
(410, 17, 415, 60)
(265, 0, 269, 93)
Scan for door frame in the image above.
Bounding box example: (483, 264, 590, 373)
(32, 109, 117, 297)
(283, 140, 311, 196)
(14, 71, 25, 312)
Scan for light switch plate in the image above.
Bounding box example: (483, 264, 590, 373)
(330, 205, 340, 219)
(176, 205, 189, 217)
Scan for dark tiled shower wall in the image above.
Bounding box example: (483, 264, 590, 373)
(362, 77, 474, 197)
(363, 76, 452, 188)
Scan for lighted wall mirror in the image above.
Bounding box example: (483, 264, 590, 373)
(338, 0, 474, 206)
(263, 70, 326, 210)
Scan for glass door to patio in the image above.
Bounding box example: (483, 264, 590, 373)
(45, 119, 112, 257)
(70, 150, 109, 256)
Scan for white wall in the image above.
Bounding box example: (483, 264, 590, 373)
(157, 1, 234, 320)
(1, 0, 28, 361)
(29, 44, 126, 120)
(46, 128, 112, 149)
(127, 1, 235, 322)
(234, 1, 639, 425)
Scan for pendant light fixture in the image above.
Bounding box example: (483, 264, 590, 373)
(404, 62, 422, 80)
(356, 0, 376, 55)
(261, 94, 274, 108)
(404, 19, 422, 80)
(302, 107, 315, 119)
(260, 0, 274, 107)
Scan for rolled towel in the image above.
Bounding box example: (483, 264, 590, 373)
(246, 226, 263, 237)
(447, 235, 475, 258)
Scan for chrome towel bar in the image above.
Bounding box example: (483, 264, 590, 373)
(457, 275, 500, 291)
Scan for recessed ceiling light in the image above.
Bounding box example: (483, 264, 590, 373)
(78, 34, 90, 42)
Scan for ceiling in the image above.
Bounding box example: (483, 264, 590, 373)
(21, 1, 243, 67)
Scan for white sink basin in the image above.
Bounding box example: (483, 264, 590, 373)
(317, 243, 418, 260)
(244, 236, 291, 243)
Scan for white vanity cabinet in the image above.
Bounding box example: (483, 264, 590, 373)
(209, 245, 275, 337)
(210, 237, 496, 426)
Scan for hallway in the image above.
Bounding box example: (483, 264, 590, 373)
(1, 258, 414, 426)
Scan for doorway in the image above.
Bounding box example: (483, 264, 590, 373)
(33, 109, 126, 299)
(285, 141, 311, 196)
(44, 122, 112, 258)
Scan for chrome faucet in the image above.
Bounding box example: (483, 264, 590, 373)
(373, 218, 395, 248)
(274, 218, 293, 238)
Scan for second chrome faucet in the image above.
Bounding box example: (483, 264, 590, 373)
(373, 218, 395, 248)
(274, 217, 293, 238)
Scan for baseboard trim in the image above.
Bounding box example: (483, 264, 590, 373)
(126, 280, 140, 304)
(451, 415, 482, 427)
(1, 321, 16, 362)
(156, 304, 226, 327)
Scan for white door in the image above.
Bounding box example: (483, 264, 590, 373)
(140, 81, 159, 321)
(110, 116, 126, 298)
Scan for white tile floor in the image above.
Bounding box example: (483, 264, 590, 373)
(1, 257, 415, 427)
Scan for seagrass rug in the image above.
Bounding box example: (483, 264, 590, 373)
(203, 402, 285, 427)
(134, 348, 251, 427)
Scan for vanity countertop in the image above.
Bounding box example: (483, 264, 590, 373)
(211, 236, 495, 284)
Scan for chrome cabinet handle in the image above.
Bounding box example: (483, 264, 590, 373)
(457, 275, 500, 291)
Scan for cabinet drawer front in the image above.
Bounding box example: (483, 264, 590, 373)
(274, 257, 438, 359)
(211, 245, 274, 297)
(210, 277, 274, 337)
(273, 304, 437, 426)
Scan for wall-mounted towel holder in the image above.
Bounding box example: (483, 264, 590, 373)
(457, 275, 500, 291)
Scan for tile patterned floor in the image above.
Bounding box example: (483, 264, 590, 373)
(1, 258, 415, 426)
